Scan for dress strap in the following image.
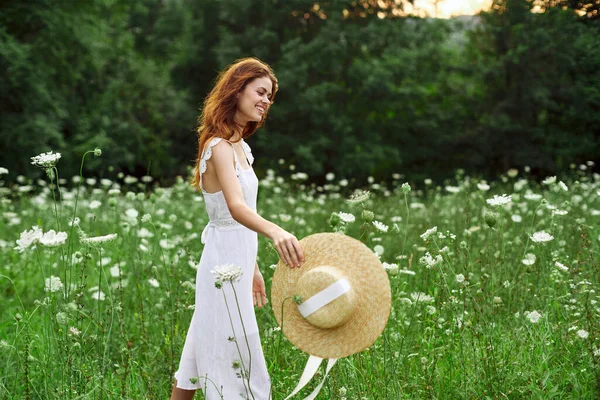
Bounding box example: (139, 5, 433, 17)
(199, 137, 242, 192)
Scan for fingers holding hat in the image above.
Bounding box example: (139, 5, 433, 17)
(272, 228, 304, 268)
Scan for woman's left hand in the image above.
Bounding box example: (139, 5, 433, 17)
(253, 269, 268, 308)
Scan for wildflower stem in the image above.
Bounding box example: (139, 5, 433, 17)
(231, 284, 256, 400)
(221, 286, 253, 399)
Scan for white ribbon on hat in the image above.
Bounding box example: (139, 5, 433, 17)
(284, 278, 350, 399)
(297, 278, 350, 318)
(284, 356, 337, 400)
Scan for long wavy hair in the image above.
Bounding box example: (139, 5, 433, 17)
(190, 57, 279, 190)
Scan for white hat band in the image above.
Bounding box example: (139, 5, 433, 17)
(297, 278, 350, 318)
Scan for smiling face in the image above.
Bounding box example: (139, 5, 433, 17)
(235, 75, 273, 125)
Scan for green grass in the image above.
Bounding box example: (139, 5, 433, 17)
(0, 154, 599, 399)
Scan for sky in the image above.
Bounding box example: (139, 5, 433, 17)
(408, 0, 494, 18)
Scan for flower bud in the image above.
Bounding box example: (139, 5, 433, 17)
(362, 210, 374, 223)
(484, 211, 498, 228)
(329, 212, 340, 227)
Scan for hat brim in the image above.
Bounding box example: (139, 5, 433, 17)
(271, 232, 391, 359)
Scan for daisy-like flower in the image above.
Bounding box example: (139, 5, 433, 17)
(346, 190, 371, 205)
(90, 291, 105, 301)
(477, 182, 490, 191)
(524, 192, 542, 201)
(337, 212, 355, 224)
(542, 176, 556, 185)
(521, 253, 536, 266)
(398, 269, 416, 276)
(456, 274, 465, 283)
(486, 194, 512, 207)
(577, 329, 589, 339)
(31, 151, 62, 168)
(39, 230, 68, 247)
(382, 262, 399, 275)
(211, 263, 243, 283)
(420, 226, 437, 241)
(45, 276, 64, 293)
(410, 292, 434, 303)
(555, 261, 569, 272)
(558, 181, 568, 191)
(80, 233, 118, 246)
(372, 220, 389, 233)
(530, 231, 554, 243)
(419, 252, 443, 269)
(14, 226, 44, 252)
(526, 310, 542, 323)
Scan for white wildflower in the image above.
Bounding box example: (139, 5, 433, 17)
(477, 182, 490, 191)
(80, 233, 118, 246)
(524, 192, 542, 201)
(558, 181, 568, 191)
(148, 278, 160, 288)
(45, 276, 63, 293)
(526, 310, 542, 323)
(420, 226, 437, 241)
(15, 226, 44, 252)
(530, 231, 554, 243)
(410, 292, 434, 303)
(419, 252, 443, 269)
(511, 214, 522, 223)
(382, 262, 399, 276)
(398, 269, 416, 276)
(0, 167, 8, 175)
(577, 329, 589, 339)
(542, 176, 556, 185)
(521, 253, 536, 266)
(39, 230, 68, 247)
(90, 291, 105, 301)
(555, 261, 569, 272)
(456, 274, 465, 284)
(372, 220, 389, 233)
(338, 212, 355, 223)
(346, 190, 371, 205)
(445, 186, 460, 193)
(486, 194, 512, 207)
(31, 151, 62, 168)
(89, 200, 102, 209)
(211, 263, 243, 283)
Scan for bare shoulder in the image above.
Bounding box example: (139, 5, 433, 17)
(210, 139, 235, 167)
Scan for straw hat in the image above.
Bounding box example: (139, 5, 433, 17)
(270, 232, 391, 359)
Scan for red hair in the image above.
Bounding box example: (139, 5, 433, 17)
(190, 57, 278, 190)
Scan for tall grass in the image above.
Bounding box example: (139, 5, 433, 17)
(0, 155, 598, 399)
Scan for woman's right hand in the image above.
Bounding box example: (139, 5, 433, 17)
(270, 227, 305, 268)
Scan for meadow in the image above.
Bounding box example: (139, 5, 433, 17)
(1, 150, 599, 399)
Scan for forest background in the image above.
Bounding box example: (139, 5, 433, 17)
(1, 0, 599, 188)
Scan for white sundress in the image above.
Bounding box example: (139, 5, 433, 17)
(174, 137, 272, 400)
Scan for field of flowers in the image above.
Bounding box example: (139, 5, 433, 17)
(0, 150, 599, 399)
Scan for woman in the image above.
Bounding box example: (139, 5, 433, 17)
(171, 57, 305, 400)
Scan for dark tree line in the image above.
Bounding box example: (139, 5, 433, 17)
(1, 0, 598, 186)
